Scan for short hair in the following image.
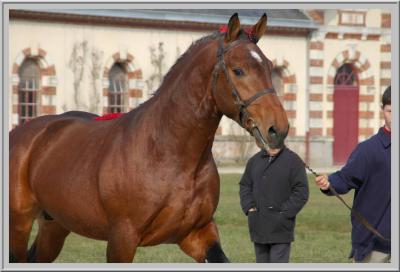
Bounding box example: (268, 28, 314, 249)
(382, 86, 391, 107)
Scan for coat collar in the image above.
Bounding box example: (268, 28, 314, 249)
(261, 146, 286, 158)
(378, 127, 391, 149)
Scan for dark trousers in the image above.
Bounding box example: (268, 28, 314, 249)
(254, 242, 291, 263)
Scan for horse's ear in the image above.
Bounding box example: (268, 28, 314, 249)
(225, 13, 241, 43)
(251, 13, 268, 43)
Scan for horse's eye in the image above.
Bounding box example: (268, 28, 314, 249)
(233, 68, 245, 77)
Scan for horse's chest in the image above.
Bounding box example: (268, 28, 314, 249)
(140, 175, 219, 245)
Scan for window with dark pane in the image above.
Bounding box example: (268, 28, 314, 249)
(334, 63, 358, 86)
(108, 63, 127, 113)
(271, 67, 284, 98)
(18, 58, 40, 124)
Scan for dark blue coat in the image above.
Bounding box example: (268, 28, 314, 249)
(324, 127, 391, 261)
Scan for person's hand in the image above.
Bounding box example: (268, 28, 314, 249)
(315, 175, 330, 190)
(248, 207, 257, 213)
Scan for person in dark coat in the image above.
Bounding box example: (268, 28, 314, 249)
(315, 86, 391, 263)
(239, 146, 309, 263)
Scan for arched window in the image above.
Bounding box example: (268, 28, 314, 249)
(108, 63, 127, 113)
(334, 63, 358, 86)
(271, 67, 284, 99)
(18, 58, 40, 124)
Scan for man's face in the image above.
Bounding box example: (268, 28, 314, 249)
(382, 104, 391, 131)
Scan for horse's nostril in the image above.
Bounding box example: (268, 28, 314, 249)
(268, 126, 277, 138)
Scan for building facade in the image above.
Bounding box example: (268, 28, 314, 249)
(8, 9, 392, 167)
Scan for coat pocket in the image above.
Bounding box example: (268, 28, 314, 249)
(247, 211, 260, 240)
(276, 212, 295, 232)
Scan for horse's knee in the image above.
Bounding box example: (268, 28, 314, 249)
(179, 221, 230, 263)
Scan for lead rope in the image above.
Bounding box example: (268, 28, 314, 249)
(304, 163, 390, 242)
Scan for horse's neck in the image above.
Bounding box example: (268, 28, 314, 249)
(148, 41, 222, 164)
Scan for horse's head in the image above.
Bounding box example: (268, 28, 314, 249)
(212, 13, 289, 150)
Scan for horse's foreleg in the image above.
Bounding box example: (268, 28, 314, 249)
(27, 217, 70, 262)
(106, 219, 140, 263)
(178, 220, 230, 263)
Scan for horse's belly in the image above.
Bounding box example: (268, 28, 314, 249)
(32, 174, 109, 240)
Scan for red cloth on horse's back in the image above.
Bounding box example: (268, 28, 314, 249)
(94, 113, 124, 121)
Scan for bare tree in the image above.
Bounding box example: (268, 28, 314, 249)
(69, 40, 89, 110)
(228, 121, 254, 164)
(145, 42, 166, 95)
(88, 48, 103, 113)
(68, 40, 104, 113)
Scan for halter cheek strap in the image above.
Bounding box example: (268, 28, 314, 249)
(211, 38, 276, 150)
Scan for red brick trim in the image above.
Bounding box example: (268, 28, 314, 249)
(381, 13, 391, 28)
(288, 127, 296, 137)
(128, 89, 143, 98)
(310, 41, 324, 50)
(380, 61, 391, 69)
(327, 111, 333, 118)
(309, 111, 323, 118)
(359, 127, 374, 136)
(309, 94, 323, 101)
(359, 76, 374, 86)
(332, 59, 341, 69)
(103, 88, 109, 96)
(127, 69, 143, 79)
(282, 74, 296, 84)
(325, 33, 338, 39)
(327, 94, 334, 102)
(40, 105, 56, 115)
(366, 35, 380, 41)
(343, 33, 362, 40)
(309, 128, 322, 136)
(327, 128, 333, 136)
(41, 65, 56, 76)
(283, 93, 296, 101)
(380, 44, 391, 52)
(359, 111, 374, 119)
(286, 110, 297, 119)
(359, 94, 375, 102)
(12, 105, 18, 114)
(310, 76, 323, 84)
(327, 75, 334, 85)
(310, 59, 323, 67)
(42, 86, 56, 95)
(307, 10, 324, 24)
(380, 78, 391, 86)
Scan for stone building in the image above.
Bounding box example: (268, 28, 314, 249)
(8, 9, 391, 167)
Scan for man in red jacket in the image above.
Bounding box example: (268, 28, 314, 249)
(315, 86, 391, 263)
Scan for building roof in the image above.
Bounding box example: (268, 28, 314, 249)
(10, 9, 318, 35)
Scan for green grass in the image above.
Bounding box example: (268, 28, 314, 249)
(28, 174, 353, 263)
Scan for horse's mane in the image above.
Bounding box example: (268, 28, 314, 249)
(150, 31, 222, 96)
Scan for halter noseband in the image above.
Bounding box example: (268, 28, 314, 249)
(212, 38, 276, 150)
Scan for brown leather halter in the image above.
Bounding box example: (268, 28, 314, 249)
(211, 38, 276, 150)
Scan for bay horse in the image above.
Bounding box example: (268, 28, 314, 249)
(9, 13, 289, 263)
